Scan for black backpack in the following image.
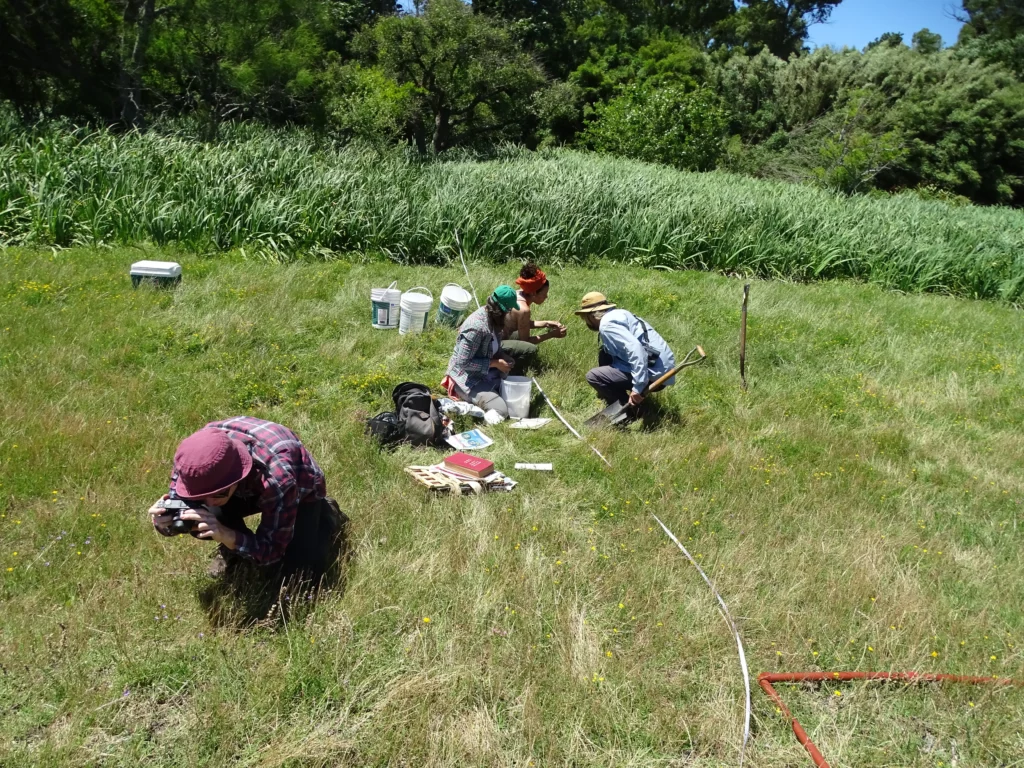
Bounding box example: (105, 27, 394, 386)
(365, 411, 404, 447)
(366, 382, 444, 448)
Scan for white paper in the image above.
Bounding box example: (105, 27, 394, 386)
(514, 463, 552, 471)
(509, 418, 552, 430)
(444, 429, 494, 451)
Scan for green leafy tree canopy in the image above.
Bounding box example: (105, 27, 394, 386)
(362, 0, 546, 152)
(583, 83, 727, 171)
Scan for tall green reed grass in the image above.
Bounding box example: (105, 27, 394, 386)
(2, 123, 1023, 302)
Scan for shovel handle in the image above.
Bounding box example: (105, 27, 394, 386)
(645, 345, 707, 394)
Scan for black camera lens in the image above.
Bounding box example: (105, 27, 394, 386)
(167, 516, 194, 535)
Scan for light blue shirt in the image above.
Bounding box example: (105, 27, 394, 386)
(598, 309, 676, 394)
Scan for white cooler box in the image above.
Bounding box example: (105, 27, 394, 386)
(130, 260, 182, 288)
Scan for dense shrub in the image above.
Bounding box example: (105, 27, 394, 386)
(582, 85, 727, 171)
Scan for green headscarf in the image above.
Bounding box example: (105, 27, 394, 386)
(491, 285, 519, 312)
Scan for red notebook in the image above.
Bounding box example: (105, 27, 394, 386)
(443, 452, 495, 479)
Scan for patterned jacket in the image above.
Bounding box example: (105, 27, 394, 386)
(445, 306, 500, 393)
(168, 417, 326, 565)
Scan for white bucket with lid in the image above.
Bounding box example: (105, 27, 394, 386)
(437, 283, 473, 328)
(501, 376, 532, 419)
(399, 287, 433, 335)
(371, 281, 401, 329)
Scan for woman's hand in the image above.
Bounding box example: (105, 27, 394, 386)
(490, 358, 512, 375)
(546, 324, 567, 339)
(148, 494, 174, 534)
(178, 507, 240, 549)
(628, 391, 645, 407)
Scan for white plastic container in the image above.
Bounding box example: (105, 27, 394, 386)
(370, 281, 401, 329)
(130, 260, 181, 288)
(501, 376, 532, 419)
(436, 283, 473, 328)
(399, 287, 433, 335)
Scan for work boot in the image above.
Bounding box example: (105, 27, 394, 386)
(207, 547, 241, 578)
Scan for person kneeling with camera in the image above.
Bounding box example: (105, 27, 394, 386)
(148, 417, 345, 580)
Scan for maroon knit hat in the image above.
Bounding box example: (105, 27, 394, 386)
(173, 428, 253, 500)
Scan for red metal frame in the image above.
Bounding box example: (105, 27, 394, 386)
(759, 671, 1024, 768)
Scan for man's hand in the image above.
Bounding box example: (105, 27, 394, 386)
(628, 391, 645, 407)
(546, 324, 567, 339)
(148, 494, 174, 535)
(178, 507, 240, 549)
(491, 358, 512, 375)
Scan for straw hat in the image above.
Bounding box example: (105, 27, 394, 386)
(574, 291, 617, 315)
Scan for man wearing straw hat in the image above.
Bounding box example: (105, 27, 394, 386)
(575, 292, 676, 408)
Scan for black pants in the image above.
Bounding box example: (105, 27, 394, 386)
(500, 332, 539, 375)
(218, 495, 346, 581)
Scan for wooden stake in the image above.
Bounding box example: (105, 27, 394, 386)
(739, 284, 750, 390)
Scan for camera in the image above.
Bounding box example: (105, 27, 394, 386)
(156, 498, 206, 536)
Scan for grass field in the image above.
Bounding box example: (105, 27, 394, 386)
(1, 247, 1023, 766)
(3, 124, 1024, 302)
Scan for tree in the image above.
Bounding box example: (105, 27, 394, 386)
(472, 0, 580, 78)
(119, 0, 172, 130)
(958, 0, 1024, 39)
(956, 0, 1024, 76)
(362, 0, 546, 152)
(582, 84, 727, 170)
(713, 0, 844, 58)
(810, 93, 905, 194)
(708, 48, 787, 139)
(866, 32, 904, 50)
(912, 28, 943, 54)
(568, 35, 708, 111)
(0, 0, 120, 121)
(326, 64, 418, 146)
(530, 80, 584, 146)
(715, 40, 1024, 205)
(140, 0, 391, 131)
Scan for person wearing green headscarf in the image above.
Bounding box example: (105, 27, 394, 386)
(442, 286, 520, 418)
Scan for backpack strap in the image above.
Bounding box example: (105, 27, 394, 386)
(635, 316, 660, 366)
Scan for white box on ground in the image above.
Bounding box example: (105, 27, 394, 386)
(130, 260, 182, 287)
(514, 463, 552, 471)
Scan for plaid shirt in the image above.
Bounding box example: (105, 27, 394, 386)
(169, 417, 326, 565)
(444, 306, 500, 393)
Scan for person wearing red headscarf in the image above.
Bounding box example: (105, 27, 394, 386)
(500, 263, 567, 369)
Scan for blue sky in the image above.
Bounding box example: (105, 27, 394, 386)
(405, 1, 965, 52)
(807, 0, 964, 50)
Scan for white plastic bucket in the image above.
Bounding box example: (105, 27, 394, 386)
(371, 281, 401, 329)
(437, 283, 472, 328)
(501, 376, 532, 419)
(399, 287, 433, 335)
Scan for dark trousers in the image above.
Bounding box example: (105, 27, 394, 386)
(218, 495, 346, 581)
(586, 365, 633, 406)
(501, 332, 538, 375)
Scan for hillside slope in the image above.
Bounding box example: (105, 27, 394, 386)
(1, 248, 1022, 766)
